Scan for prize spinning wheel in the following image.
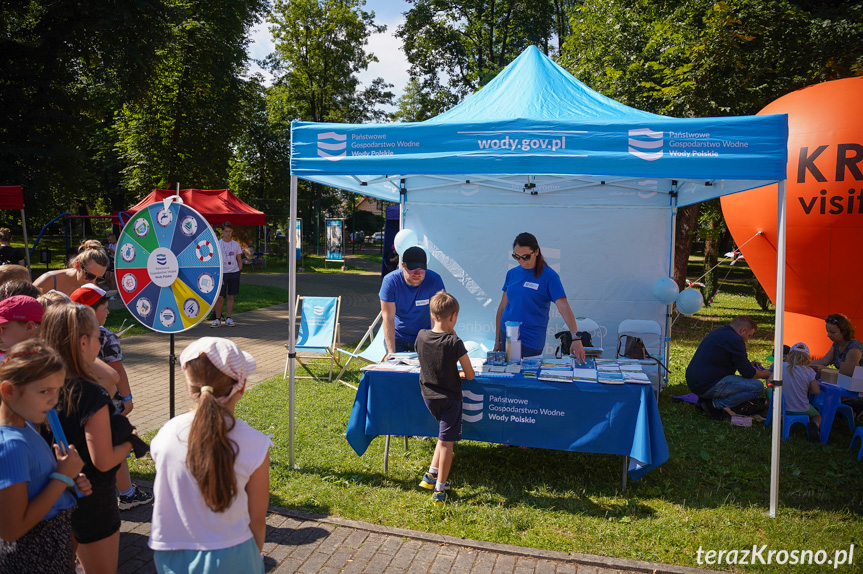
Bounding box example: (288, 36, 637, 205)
(114, 200, 222, 333)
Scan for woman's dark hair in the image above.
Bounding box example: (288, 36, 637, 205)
(184, 354, 239, 513)
(826, 313, 855, 341)
(513, 232, 544, 278)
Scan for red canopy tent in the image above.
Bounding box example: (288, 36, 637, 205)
(0, 185, 32, 269)
(121, 189, 265, 226)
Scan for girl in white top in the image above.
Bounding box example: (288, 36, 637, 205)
(149, 337, 271, 574)
(782, 342, 821, 442)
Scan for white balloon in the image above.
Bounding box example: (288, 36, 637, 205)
(676, 288, 704, 315)
(652, 277, 680, 305)
(393, 229, 418, 256)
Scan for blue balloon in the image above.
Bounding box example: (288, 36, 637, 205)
(676, 288, 704, 315)
(393, 229, 418, 256)
(652, 277, 680, 305)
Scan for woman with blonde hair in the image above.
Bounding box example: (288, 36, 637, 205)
(34, 245, 109, 296)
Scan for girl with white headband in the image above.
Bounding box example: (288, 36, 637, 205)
(148, 337, 271, 574)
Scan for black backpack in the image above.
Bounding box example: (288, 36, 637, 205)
(616, 334, 671, 373)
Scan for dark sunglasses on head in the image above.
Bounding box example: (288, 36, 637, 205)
(511, 250, 536, 261)
(826, 317, 840, 325)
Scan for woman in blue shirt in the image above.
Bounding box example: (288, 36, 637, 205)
(493, 233, 585, 361)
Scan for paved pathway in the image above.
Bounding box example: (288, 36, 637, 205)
(119, 268, 717, 574)
(125, 271, 381, 434)
(119, 495, 715, 574)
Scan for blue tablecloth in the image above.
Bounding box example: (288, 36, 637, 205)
(346, 370, 669, 480)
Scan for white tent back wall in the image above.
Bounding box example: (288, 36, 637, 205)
(405, 181, 671, 355)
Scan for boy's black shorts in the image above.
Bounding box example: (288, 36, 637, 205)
(422, 397, 462, 442)
(219, 271, 241, 296)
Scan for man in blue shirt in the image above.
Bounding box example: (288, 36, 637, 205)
(686, 315, 772, 419)
(379, 246, 446, 356)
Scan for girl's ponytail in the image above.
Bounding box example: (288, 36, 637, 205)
(184, 356, 238, 513)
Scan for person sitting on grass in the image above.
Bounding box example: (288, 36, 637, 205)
(686, 315, 772, 419)
(415, 291, 475, 506)
(781, 342, 821, 442)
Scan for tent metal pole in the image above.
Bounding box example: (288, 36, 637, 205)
(20, 209, 32, 270)
(664, 185, 679, 385)
(289, 175, 298, 469)
(768, 179, 787, 518)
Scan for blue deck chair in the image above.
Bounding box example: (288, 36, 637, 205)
(284, 296, 341, 382)
(334, 312, 386, 389)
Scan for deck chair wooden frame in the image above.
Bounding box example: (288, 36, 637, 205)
(334, 311, 385, 389)
(284, 295, 342, 382)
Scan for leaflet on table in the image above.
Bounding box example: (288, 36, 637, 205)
(362, 362, 418, 372)
(388, 352, 420, 365)
(540, 358, 573, 369)
(572, 367, 598, 382)
(537, 370, 574, 383)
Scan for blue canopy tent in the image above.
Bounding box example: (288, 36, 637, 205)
(286, 47, 791, 514)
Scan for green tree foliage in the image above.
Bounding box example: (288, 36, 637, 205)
(268, 0, 392, 123)
(227, 77, 293, 224)
(0, 0, 170, 223)
(396, 0, 578, 117)
(267, 0, 393, 250)
(560, 0, 863, 287)
(115, 0, 268, 199)
(561, 0, 863, 117)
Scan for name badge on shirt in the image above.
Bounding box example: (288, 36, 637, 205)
(523, 281, 539, 290)
(416, 299, 430, 306)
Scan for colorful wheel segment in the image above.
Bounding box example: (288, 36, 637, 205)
(115, 202, 222, 333)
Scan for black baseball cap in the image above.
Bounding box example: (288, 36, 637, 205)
(402, 246, 427, 270)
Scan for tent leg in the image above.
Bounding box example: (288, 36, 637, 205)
(20, 209, 32, 271)
(288, 175, 298, 469)
(768, 179, 788, 518)
(384, 435, 391, 474)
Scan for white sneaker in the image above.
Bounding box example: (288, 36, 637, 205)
(211, 318, 222, 328)
(225, 317, 235, 327)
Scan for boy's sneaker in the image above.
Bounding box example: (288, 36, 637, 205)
(225, 317, 235, 327)
(419, 473, 437, 490)
(118, 485, 153, 510)
(432, 490, 447, 506)
(211, 318, 222, 328)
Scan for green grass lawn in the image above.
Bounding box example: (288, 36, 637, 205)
(128, 284, 863, 572)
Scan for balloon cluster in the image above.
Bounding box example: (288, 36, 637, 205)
(652, 277, 704, 315)
(394, 229, 429, 261)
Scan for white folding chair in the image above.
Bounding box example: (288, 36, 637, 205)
(616, 319, 664, 397)
(334, 312, 387, 389)
(575, 317, 604, 349)
(284, 296, 341, 382)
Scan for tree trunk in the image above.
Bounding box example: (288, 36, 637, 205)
(702, 218, 719, 306)
(673, 203, 701, 290)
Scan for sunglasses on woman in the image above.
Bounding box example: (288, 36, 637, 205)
(82, 268, 103, 281)
(511, 250, 536, 261)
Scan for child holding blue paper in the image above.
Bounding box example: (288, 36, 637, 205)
(41, 304, 134, 574)
(0, 340, 93, 573)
